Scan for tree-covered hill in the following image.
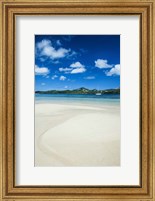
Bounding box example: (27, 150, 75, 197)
(35, 87, 120, 95)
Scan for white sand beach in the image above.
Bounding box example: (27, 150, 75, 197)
(35, 102, 120, 167)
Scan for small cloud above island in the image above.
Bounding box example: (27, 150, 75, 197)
(35, 65, 50, 75)
(95, 59, 120, 76)
(59, 67, 71, 73)
(70, 62, 86, 74)
(60, 75, 67, 81)
(95, 59, 113, 69)
(59, 61, 86, 74)
(106, 64, 120, 76)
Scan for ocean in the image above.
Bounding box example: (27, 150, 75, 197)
(35, 94, 120, 107)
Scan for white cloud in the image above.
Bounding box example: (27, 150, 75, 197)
(70, 62, 86, 74)
(36, 39, 70, 59)
(64, 86, 68, 89)
(84, 76, 95, 80)
(51, 75, 58, 80)
(106, 64, 120, 76)
(59, 67, 71, 72)
(60, 75, 66, 81)
(70, 61, 84, 68)
(41, 83, 45, 85)
(37, 40, 51, 49)
(42, 46, 69, 59)
(95, 59, 113, 69)
(71, 68, 86, 74)
(59, 62, 86, 74)
(35, 65, 49, 75)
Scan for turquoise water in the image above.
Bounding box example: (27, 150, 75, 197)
(35, 94, 120, 106)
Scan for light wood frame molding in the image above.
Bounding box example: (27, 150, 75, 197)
(0, 0, 155, 200)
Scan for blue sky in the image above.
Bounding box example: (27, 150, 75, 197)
(35, 35, 120, 91)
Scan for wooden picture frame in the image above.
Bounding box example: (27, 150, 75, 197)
(0, 0, 155, 200)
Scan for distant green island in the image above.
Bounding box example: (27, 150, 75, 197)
(35, 87, 120, 95)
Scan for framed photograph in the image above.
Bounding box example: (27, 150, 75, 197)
(0, 0, 155, 200)
(35, 34, 121, 167)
